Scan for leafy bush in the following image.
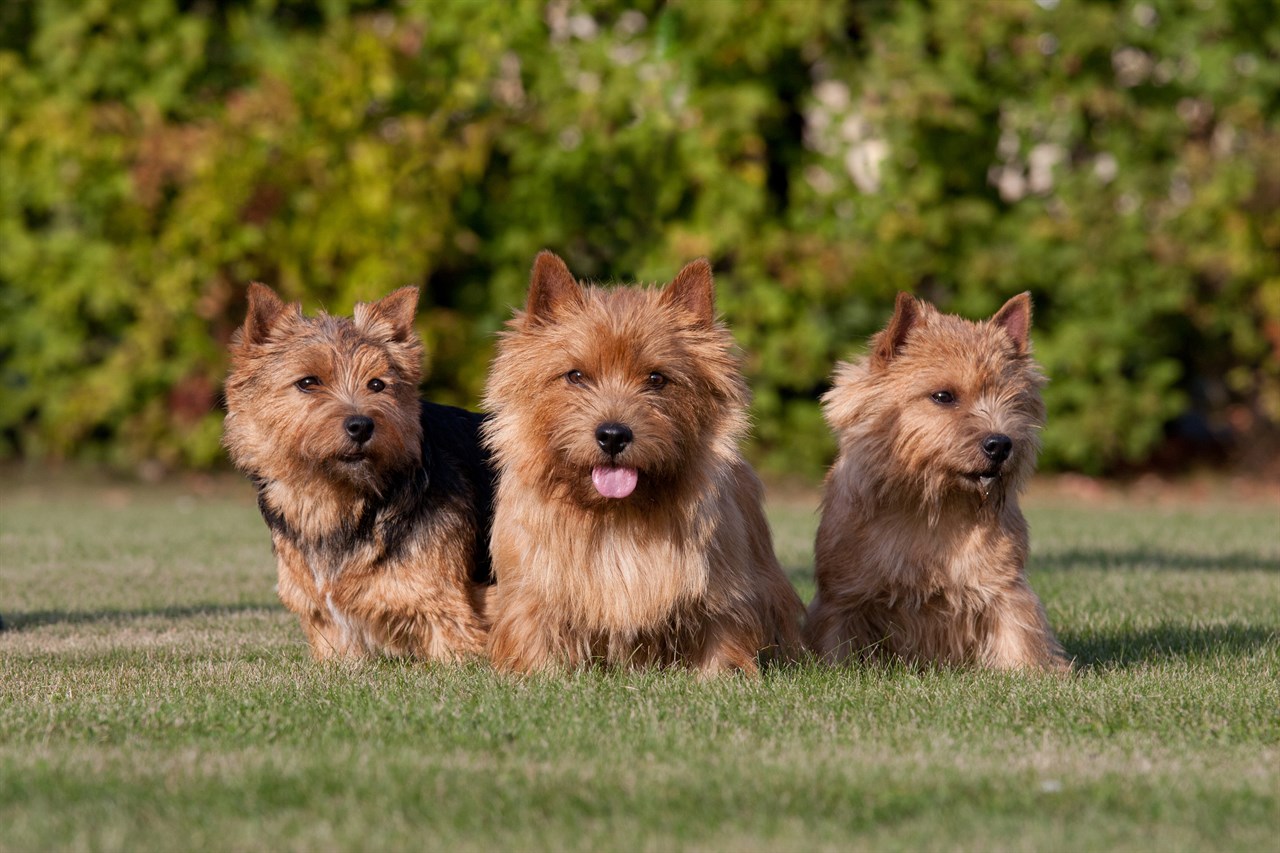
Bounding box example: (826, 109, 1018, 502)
(1, 0, 1275, 475)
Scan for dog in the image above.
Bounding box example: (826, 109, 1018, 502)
(806, 292, 1070, 671)
(481, 251, 804, 675)
(223, 283, 494, 661)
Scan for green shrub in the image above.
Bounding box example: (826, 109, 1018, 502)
(1, 0, 1275, 475)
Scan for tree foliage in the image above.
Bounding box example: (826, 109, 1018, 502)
(1, 0, 1276, 474)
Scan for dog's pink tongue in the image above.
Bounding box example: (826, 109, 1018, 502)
(592, 466, 638, 499)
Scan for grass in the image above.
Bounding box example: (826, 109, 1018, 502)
(2, 474, 1277, 852)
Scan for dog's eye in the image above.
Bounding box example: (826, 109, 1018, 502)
(646, 372, 667, 389)
(295, 376, 322, 392)
(930, 390, 956, 405)
(367, 378, 386, 392)
(565, 370, 585, 386)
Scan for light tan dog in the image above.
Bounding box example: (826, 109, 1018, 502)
(806, 292, 1070, 671)
(481, 252, 804, 675)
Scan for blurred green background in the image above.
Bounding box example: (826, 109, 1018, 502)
(1, 0, 1276, 478)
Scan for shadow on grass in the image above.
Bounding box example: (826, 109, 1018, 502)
(2, 603, 280, 631)
(1032, 548, 1279, 573)
(1062, 622, 1279, 668)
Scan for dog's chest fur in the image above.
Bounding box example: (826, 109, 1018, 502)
(501, 496, 714, 634)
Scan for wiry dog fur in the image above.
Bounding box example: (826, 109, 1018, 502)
(806, 292, 1070, 671)
(223, 284, 493, 661)
(482, 252, 804, 675)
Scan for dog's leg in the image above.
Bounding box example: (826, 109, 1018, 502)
(689, 622, 761, 677)
(981, 584, 1072, 672)
(273, 540, 349, 660)
(487, 591, 562, 673)
(805, 595, 891, 664)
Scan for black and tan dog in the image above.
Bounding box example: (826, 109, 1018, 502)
(223, 284, 494, 661)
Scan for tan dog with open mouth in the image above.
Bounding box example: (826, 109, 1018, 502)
(481, 252, 804, 675)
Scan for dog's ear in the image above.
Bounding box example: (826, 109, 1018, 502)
(240, 282, 295, 346)
(873, 292, 921, 367)
(355, 286, 419, 343)
(991, 292, 1032, 355)
(526, 251, 583, 323)
(661, 258, 715, 326)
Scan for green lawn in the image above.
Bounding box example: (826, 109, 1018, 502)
(2, 474, 1277, 852)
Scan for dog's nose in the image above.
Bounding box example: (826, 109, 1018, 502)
(344, 415, 375, 445)
(595, 422, 633, 457)
(982, 433, 1013, 464)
